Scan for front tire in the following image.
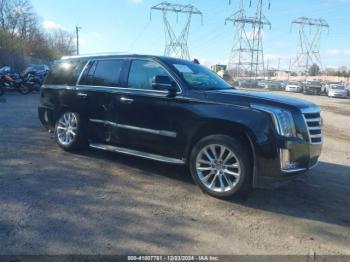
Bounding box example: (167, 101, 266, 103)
(189, 135, 252, 198)
(54, 111, 87, 151)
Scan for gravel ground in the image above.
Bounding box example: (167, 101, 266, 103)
(0, 91, 349, 255)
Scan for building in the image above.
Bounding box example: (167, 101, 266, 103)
(211, 64, 227, 78)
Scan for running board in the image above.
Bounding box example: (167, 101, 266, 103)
(89, 143, 185, 165)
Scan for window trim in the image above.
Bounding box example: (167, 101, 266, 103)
(76, 60, 90, 85)
(125, 58, 182, 95)
(45, 60, 87, 86)
(76, 57, 182, 95)
(77, 58, 125, 88)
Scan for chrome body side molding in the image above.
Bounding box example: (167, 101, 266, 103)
(89, 119, 177, 138)
(90, 143, 185, 165)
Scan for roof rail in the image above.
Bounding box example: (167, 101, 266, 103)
(61, 52, 133, 60)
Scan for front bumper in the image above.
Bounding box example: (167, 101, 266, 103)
(304, 89, 320, 95)
(328, 93, 348, 98)
(254, 137, 322, 189)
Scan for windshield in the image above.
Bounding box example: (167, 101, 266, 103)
(330, 85, 345, 90)
(171, 62, 232, 91)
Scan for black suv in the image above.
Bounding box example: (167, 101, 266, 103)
(38, 54, 323, 198)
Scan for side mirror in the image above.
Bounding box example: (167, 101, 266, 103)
(152, 75, 178, 96)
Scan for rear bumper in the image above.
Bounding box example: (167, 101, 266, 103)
(38, 105, 55, 130)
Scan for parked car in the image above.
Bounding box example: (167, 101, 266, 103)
(303, 81, 322, 95)
(285, 82, 303, 93)
(38, 54, 323, 198)
(23, 64, 49, 87)
(24, 64, 49, 75)
(261, 81, 281, 90)
(327, 85, 348, 98)
(323, 82, 341, 94)
(346, 85, 350, 96)
(240, 79, 258, 88)
(276, 80, 288, 89)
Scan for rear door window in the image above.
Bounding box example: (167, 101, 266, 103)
(45, 60, 87, 86)
(79, 59, 124, 87)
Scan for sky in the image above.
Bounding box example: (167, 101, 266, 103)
(31, 0, 350, 70)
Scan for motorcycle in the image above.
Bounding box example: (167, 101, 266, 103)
(25, 73, 42, 91)
(0, 73, 8, 96)
(0, 67, 40, 95)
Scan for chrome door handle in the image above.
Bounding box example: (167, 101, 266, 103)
(77, 92, 88, 97)
(120, 97, 134, 103)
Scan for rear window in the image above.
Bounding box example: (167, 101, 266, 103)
(79, 59, 124, 87)
(45, 60, 87, 86)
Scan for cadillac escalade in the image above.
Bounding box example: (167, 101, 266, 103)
(38, 54, 323, 198)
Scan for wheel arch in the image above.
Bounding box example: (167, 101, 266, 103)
(185, 120, 258, 187)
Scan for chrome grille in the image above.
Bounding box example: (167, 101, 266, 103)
(303, 111, 323, 144)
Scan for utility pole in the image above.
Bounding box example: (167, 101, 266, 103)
(226, 0, 271, 80)
(150, 2, 202, 60)
(76, 25, 82, 56)
(291, 17, 329, 80)
(288, 58, 292, 82)
(266, 57, 269, 79)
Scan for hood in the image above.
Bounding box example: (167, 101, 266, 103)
(329, 89, 347, 93)
(204, 89, 317, 112)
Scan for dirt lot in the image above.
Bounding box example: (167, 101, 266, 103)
(0, 91, 349, 255)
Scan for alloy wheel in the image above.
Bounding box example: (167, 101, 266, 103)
(56, 112, 78, 146)
(196, 144, 241, 193)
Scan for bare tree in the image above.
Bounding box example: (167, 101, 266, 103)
(0, 0, 38, 39)
(47, 29, 75, 59)
(0, 0, 76, 70)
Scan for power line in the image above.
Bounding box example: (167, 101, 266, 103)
(150, 1, 202, 60)
(225, 0, 271, 79)
(291, 17, 330, 79)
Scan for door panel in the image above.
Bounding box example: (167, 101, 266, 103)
(77, 59, 126, 144)
(117, 59, 185, 158)
(86, 88, 121, 143)
(117, 92, 179, 157)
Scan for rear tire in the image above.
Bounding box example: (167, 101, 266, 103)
(0, 86, 4, 96)
(189, 135, 252, 198)
(54, 111, 88, 151)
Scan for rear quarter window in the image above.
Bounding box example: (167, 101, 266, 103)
(45, 60, 87, 86)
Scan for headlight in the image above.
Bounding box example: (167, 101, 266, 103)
(252, 104, 296, 137)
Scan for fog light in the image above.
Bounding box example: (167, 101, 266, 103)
(280, 149, 300, 171)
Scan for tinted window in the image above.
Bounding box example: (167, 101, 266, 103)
(171, 62, 232, 91)
(45, 60, 87, 86)
(127, 60, 171, 90)
(80, 59, 124, 87)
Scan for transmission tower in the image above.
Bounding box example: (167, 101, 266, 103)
(150, 2, 202, 60)
(291, 17, 329, 77)
(225, 0, 271, 79)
